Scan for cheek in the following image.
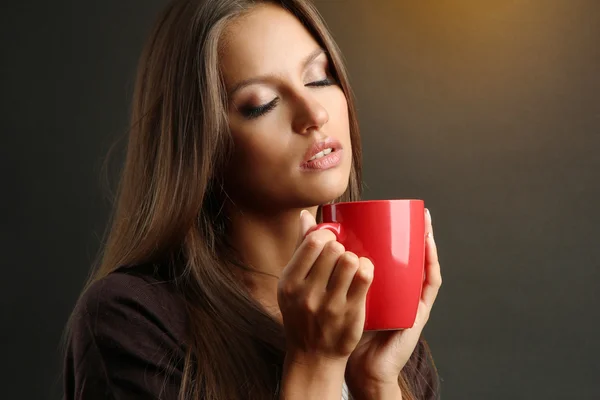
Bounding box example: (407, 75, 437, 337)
(227, 127, 287, 183)
(329, 91, 350, 133)
(231, 136, 266, 172)
(328, 92, 352, 159)
(332, 94, 353, 169)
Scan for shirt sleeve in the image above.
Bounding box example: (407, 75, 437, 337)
(64, 272, 187, 400)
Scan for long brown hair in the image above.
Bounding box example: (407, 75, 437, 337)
(70, 0, 437, 398)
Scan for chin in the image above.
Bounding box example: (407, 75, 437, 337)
(298, 172, 350, 207)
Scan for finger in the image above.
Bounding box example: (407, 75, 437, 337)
(346, 257, 374, 302)
(281, 210, 319, 282)
(395, 315, 424, 349)
(297, 209, 317, 246)
(421, 209, 441, 308)
(282, 228, 338, 282)
(306, 240, 346, 291)
(425, 207, 433, 238)
(326, 251, 360, 297)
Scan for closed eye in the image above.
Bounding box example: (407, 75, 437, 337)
(240, 98, 280, 120)
(239, 78, 335, 120)
(306, 78, 335, 87)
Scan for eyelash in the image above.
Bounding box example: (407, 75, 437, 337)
(240, 78, 335, 120)
(306, 78, 334, 88)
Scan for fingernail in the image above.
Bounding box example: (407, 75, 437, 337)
(426, 208, 431, 219)
(300, 210, 306, 218)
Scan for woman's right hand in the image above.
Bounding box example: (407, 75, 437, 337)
(278, 210, 374, 364)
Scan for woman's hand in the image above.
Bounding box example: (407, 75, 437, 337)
(279, 209, 374, 360)
(278, 210, 374, 399)
(345, 208, 442, 398)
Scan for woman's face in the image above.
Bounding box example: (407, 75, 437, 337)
(220, 3, 352, 212)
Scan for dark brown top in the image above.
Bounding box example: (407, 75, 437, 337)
(64, 264, 438, 399)
(64, 265, 187, 399)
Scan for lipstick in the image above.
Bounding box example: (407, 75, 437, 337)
(301, 138, 343, 171)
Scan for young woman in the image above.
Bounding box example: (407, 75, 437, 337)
(63, 0, 442, 399)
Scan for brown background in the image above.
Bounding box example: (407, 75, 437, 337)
(1, 1, 599, 398)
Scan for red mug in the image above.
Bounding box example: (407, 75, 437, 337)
(314, 199, 426, 331)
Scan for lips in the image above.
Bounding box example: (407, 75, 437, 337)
(300, 138, 343, 170)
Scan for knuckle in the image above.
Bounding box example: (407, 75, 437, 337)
(426, 270, 442, 288)
(419, 308, 432, 325)
(300, 295, 319, 314)
(340, 251, 359, 267)
(322, 301, 338, 318)
(277, 281, 296, 297)
(358, 257, 374, 283)
(304, 235, 325, 251)
(358, 272, 373, 285)
(359, 256, 374, 270)
(324, 241, 345, 257)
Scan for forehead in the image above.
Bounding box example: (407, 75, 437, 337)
(219, 4, 321, 83)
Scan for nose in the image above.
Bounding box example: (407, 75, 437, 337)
(291, 90, 329, 135)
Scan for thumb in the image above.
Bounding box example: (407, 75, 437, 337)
(298, 210, 317, 244)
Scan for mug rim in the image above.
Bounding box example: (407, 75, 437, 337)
(322, 199, 424, 207)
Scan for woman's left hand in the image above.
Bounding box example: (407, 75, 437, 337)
(345, 208, 442, 397)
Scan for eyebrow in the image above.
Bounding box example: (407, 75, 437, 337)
(228, 48, 327, 96)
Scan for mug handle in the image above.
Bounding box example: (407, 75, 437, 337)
(306, 222, 344, 241)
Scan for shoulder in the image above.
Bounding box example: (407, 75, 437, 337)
(65, 264, 187, 398)
(72, 263, 187, 341)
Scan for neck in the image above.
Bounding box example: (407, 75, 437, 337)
(226, 204, 319, 318)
